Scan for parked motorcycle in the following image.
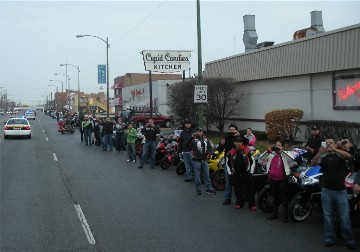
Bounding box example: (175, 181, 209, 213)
(58, 119, 75, 134)
(288, 165, 323, 222)
(160, 140, 180, 170)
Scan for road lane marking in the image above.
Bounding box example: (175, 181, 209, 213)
(45, 137, 49, 142)
(53, 153, 58, 161)
(74, 204, 96, 245)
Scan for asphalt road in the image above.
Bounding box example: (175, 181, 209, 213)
(0, 112, 357, 251)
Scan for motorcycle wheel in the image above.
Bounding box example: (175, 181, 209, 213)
(211, 169, 226, 191)
(176, 161, 186, 175)
(289, 195, 313, 223)
(256, 187, 273, 213)
(160, 156, 172, 170)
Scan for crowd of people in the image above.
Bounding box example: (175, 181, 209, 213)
(72, 112, 360, 249)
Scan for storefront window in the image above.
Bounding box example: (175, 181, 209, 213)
(333, 73, 360, 110)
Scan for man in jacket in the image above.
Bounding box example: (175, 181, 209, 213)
(305, 125, 325, 162)
(190, 128, 216, 195)
(138, 119, 160, 169)
(102, 118, 115, 151)
(178, 120, 195, 182)
(217, 124, 241, 205)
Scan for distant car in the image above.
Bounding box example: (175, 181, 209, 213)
(24, 111, 36, 120)
(4, 118, 31, 139)
(0, 109, 4, 115)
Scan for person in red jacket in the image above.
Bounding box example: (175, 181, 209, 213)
(227, 136, 256, 210)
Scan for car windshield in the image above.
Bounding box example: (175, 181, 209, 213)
(8, 119, 28, 125)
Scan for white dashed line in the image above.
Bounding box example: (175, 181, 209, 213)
(45, 137, 49, 142)
(53, 153, 58, 161)
(74, 204, 96, 245)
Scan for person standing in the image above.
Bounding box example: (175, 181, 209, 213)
(260, 141, 293, 223)
(138, 119, 160, 169)
(102, 118, 115, 151)
(244, 128, 257, 147)
(78, 112, 84, 143)
(217, 124, 241, 205)
(114, 117, 126, 152)
(227, 136, 256, 210)
(125, 122, 138, 162)
(312, 138, 356, 249)
(189, 128, 216, 195)
(93, 118, 101, 146)
(178, 120, 195, 182)
(82, 116, 93, 146)
(305, 125, 325, 162)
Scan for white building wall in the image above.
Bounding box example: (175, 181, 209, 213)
(122, 79, 181, 116)
(228, 71, 360, 141)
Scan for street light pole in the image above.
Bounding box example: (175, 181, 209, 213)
(50, 80, 63, 93)
(76, 34, 110, 118)
(54, 73, 70, 111)
(60, 63, 80, 113)
(48, 84, 58, 110)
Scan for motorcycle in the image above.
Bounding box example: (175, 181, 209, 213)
(288, 165, 323, 222)
(160, 140, 180, 170)
(58, 119, 75, 134)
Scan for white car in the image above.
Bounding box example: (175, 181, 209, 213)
(4, 118, 31, 139)
(24, 111, 35, 120)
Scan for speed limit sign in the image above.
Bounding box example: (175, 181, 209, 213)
(194, 85, 208, 103)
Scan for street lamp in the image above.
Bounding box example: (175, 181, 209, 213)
(50, 79, 64, 92)
(54, 73, 71, 111)
(76, 34, 110, 117)
(60, 63, 80, 114)
(48, 84, 58, 110)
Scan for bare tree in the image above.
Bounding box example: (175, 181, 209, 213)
(167, 77, 241, 132)
(205, 77, 241, 133)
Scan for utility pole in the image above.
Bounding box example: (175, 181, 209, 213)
(196, 0, 204, 128)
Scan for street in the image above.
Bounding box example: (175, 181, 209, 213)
(0, 112, 356, 252)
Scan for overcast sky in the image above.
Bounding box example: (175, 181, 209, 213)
(0, 0, 359, 106)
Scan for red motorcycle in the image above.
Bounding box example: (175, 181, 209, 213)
(58, 119, 75, 134)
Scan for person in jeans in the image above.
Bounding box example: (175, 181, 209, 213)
(82, 116, 93, 146)
(312, 138, 356, 249)
(125, 122, 137, 162)
(114, 117, 126, 152)
(189, 128, 216, 195)
(178, 120, 195, 182)
(138, 119, 160, 169)
(216, 124, 241, 205)
(102, 118, 115, 151)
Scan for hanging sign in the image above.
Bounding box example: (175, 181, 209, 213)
(98, 65, 106, 84)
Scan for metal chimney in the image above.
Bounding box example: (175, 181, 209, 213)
(311, 10, 325, 33)
(243, 15, 258, 52)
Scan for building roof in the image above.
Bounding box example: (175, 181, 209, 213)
(204, 23, 360, 82)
